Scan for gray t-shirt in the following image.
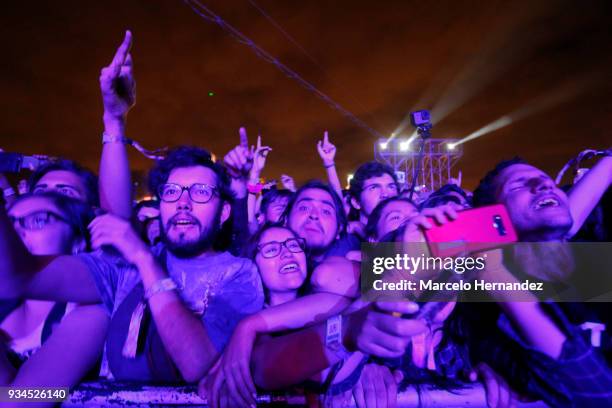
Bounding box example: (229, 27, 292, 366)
(78, 247, 264, 352)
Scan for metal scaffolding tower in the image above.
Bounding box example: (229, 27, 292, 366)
(374, 138, 463, 193)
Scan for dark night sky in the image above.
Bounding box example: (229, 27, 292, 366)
(1, 0, 610, 191)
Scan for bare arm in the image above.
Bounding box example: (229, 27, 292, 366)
(498, 302, 565, 358)
(246, 257, 358, 338)
(6, 305, 109, 405)
(252, 320, 341, 389)
(89, 214, 220, 382)
(99, 116, 132, 219)
(245, 293, 352, 338)
(566, 155, 612, 237)
(480, 250, 566, 358)
(311, 256, 361, 297)
(246, 134, 271, 228)
(247, 190, 258, 231)
(146, 276, 219, 382)
(317, 131, 343, 199)
(325, 164, 343, 200)
(252, 301, 425, 389)
(98, 31, 136, 219)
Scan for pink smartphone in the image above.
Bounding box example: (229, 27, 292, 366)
(423, 204, 517, 257)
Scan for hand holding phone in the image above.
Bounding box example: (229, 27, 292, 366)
(423, 204, 517, 258)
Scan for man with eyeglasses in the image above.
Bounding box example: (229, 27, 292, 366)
(0, 145, 263, 385)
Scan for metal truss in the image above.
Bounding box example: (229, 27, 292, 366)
(374, 138, 462, 192)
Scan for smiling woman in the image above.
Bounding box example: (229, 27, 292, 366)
(245, 224, 308, 305)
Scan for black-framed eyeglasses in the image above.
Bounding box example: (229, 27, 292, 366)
(157, 183, 218, 204)
(257, 237, 306, 259)
(10, 210, 69, 231)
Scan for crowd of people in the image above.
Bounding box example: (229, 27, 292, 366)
(1, 31, 611, 408)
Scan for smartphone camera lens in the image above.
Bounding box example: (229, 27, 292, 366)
(493, 215, 507, 236)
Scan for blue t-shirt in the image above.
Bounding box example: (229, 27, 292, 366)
(325, 233, 361, 259)
(78, 247, 264, 352)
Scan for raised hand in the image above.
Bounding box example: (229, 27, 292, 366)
(316, 131, 336, 167)
(280, 174, 296, 192)
(224, 127, 254, 180)
(251, 135, 272, 179)
(448, 170, 462, 187)
(100, 31, 136, 119)
(88, 214, 150, 265)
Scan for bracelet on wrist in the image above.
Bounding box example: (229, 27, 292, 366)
(324, 162, 335, 169)
(145, 278, 178, 300)
(247, 182, 263, 195)
(102, 131, 129, 145)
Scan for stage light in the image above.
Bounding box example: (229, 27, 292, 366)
(399, 140, 410, 151)
(380, 142, 388, 150)
(447, 143, 456, 150)
(453, 116, 512, 147)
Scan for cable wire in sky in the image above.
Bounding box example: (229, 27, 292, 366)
(184, 0, 385, 139)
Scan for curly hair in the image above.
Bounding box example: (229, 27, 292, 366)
(349, 161, 399, 200)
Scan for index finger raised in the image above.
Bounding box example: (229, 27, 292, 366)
(111, 30, 132, 68)
(239, 127, 248, 148)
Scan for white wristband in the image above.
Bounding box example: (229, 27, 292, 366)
(325, 315, 352, 359)
(145, 278, 178, 300)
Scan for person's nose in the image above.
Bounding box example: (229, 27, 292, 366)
(533, 176, 554, 193)
(176, 189, 193, 211)
(308, 206, 319, 220)
(280, 244, 294, 259)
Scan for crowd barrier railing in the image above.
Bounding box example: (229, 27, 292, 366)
(62, 381, 549, 407)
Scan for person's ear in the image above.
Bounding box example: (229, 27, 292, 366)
(350, 197, 361, 211)
(220, 202, 231, 225)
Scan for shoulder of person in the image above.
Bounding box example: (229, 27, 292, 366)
(217, 252, 260, 280)
(214, 252, 264, 304)
(311, 256, 360, 297)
